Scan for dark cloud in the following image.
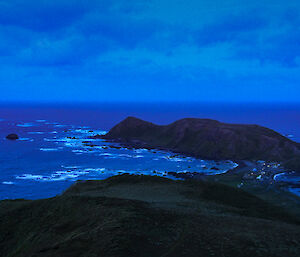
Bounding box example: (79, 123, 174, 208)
(192, 10, 300, 67)
(76, 13, 163, 49)
(0, 0, 93, 31)
(194, 13, 267, 46)
(0, 0, 299, 102)
(0, 0, 166, 66)
(236, 30, 300, 67)
(232, 11, 300, 67)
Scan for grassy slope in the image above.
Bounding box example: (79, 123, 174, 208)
(0, 174, 300, 257)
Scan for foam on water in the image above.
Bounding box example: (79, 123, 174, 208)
(83, 168, 106, 173)
(72, 149, 89, 154)
(2, 181, 14, 185)
(163, 156, 185, 162)
(273, 172, 286, 180)
(40, 148, 60, 152)
(273, 172, 300, 184)
(16, 174, 44, 180)
(16, 170, 90, 182)
(17, 123, 36, 127)
(289, 187, 300, 197)
(45, 122, 59, 125)
(61, 165, 82, 169)
(134, 149, 149, 153)
(99, 153, 113, 156)
(19, 138, 34, 141)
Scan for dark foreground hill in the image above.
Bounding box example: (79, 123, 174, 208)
(0, 175, 299, 257)
(103, 117, 300, 162)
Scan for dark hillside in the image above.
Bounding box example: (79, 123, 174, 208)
(1, 175, 299, 257)
(104, 117, 300, 161)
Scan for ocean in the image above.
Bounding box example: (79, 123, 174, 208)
(0, 102, 299, 199)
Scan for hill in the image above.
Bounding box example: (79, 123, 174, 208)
(103, 117, 300, 161)
(0, 174, 299, 257)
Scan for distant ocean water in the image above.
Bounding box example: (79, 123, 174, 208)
(0, 102, 299, 141)
(0, 102, 299, 199)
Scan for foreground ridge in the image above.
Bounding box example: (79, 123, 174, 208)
(0, 174, 299, 257)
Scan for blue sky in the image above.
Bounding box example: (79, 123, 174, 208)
(0, 0, 299, 103)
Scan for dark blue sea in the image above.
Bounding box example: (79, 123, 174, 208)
(0, 102, 299, 199)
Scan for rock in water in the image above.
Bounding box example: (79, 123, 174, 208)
(6, 134, 19, 140)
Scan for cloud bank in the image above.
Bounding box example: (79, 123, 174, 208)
(0, 0, 299, 102)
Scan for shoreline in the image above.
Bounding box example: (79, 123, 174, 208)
(101, 138, 300, 199)
(1, 127, 299, 202)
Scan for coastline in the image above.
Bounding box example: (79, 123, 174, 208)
(101, 137, 300, 201)
(1, 118, 300, 256)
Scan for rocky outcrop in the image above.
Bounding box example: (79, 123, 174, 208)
(104, 117, 300, 161)
(5, 134, 19, 140)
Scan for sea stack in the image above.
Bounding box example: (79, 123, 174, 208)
(6, 134, 19, 140)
